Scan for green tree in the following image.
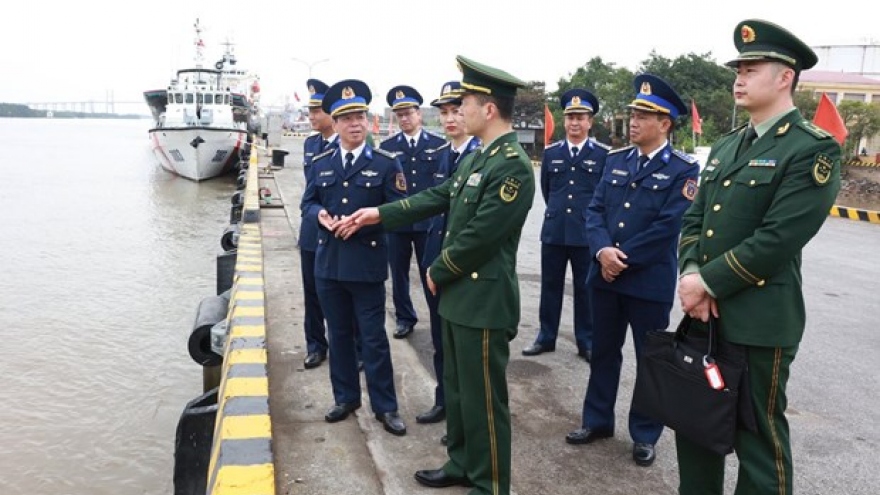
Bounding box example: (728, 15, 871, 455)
(513, 80, 546, 128)
(551, 57, 633, 144)
(838, 100, 880, 157)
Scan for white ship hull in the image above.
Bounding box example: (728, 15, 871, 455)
(149, 127, 245, 181)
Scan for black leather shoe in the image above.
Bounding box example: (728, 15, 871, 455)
(416, 405, 446, 424)
(414, 468, 472, 488)
(324, 402, 361, 423)
(440, 434, 447, 446)
(633, 442, 656, 466)
(565, 427, 613, 445)
(375, 412, 407, 436)
(577, 348, 592, 363)
(304, 352, 326, 369)
(393, 323, 414, 339)
(522, 342, 555, 356)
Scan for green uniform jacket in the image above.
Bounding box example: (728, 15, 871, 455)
(679, 109, 841, 347)
(380, 131, 535, 330)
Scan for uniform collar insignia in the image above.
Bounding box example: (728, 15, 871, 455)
(776, 122, 791, 135)
(490, 146, 500, 156)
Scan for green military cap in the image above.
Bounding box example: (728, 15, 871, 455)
(456, 55, 527, 99)
(726, 19, 818, 71)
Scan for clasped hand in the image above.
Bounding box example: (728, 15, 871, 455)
(317, 207, 381, 240)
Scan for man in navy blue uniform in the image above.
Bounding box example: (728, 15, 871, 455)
(299, 78, 337, 370)
(523, 88, 608, 363)
(416, 81, 482, 427)
(566, 74, 700, 466)
(301, 79, 409, 436)
(380, 85, 448, 339)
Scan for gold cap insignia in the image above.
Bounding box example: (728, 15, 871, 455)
(395, 90, 405, 100)
(640, 82, 652, 95)
(741, 25, 756, 43)
(342, 87, 355, 99)
(571, 96, 581, 106)
(308, 85, 316, 95)
(442, 84, 451, 94)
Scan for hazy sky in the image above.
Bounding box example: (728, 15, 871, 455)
(2, 0, 877, 114)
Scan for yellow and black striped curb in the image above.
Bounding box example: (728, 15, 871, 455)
(242, 151, 261, 223)
(830, 205, 880, 223)
(844, 160, 880, 168)
(206, 156, 275, 495)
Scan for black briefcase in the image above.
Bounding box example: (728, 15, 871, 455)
(632, 315, 755, 455)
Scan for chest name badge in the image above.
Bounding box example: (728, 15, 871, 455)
(466, 173, 482, 186)
(319, 170, 334, 177)
(748, 159, 776, 167)
(612, 169, 629, 177)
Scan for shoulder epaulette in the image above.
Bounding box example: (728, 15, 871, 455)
(425, 141, 451, 154)
(673, 149, 698, 164)
(798, 120, 833, 140)
(546, 140, 565, 149)
(724, 123, 748, 137)
(312, 148, 334, 162)
(372, 147, 396, 159)
(608, 145, 635, 156)
(502, 142, 526, 160)
(591, 139, 611, 151)
(425, 129, 446, 140)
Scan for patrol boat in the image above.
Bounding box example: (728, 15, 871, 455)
(144, 19, 248, 181)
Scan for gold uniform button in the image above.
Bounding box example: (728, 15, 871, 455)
(749, 179, 756, 186)
(703, 254, 708, 262)
(713, 204, 721, 211)
(624, 202, 631, 208)
(757, 279, 766, 287)
(706, 229, 714, 237)
(618, 222, 625, 228)
(342, 198, 348, 204)
(471, 272, 479, 280)
(723, 180, 732, 187)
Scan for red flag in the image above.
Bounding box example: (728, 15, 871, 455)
(813, 92, 848, 145)
(293, 92, 301, 103)
(544, 103, 555, 145)
(691, 100, 702, 135)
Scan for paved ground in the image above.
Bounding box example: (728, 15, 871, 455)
(259, 133, 879, 495)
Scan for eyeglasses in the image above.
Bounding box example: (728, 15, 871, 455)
(394, 109, 416, 119)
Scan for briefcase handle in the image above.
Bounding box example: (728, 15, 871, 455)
(673, 315, 719, 361)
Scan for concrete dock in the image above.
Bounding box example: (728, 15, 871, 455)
(216, 132, 879, 495)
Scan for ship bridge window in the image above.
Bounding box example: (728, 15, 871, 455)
(224, 94, 229, 104)
(204, 93, 214, 104)
(186, 93, 194, 104)
(175, 93, 183, 104)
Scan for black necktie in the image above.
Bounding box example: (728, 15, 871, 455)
(736, 126, 757, 160)
(344, 152, 354, 170)
(450, 150, 461, 164)
(320, 139, 329, 152)
(571, 146, 579, 158)
(409, 137, 416, 149)
(639, 154, 650, 169)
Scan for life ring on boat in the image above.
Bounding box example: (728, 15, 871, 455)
(215, 60, 224, 70)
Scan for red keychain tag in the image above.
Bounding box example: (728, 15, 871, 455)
(703, 357, 725, 390)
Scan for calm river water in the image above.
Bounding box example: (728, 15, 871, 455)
(0, 118, 236, 494)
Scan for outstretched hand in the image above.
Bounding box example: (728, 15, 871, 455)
(332, 207, 382, 240)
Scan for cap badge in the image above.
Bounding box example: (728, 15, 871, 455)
(571, 96, 581, 106)
(741, 25, 756, 43)
(442, 84, 451, 94)
(308, 85, 316, 95)
(342, 87, 355, 99)
(395, 90, 405, 100)
(640, 82, 652, 95)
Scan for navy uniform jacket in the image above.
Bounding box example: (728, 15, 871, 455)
(301, 146, 407, 282)
(540, 139, 610, 246)
(423, 137, 482, 268)
(585, 144, 699, 304)
(380, 129, 448, 232)
(300, 133, 338, 251)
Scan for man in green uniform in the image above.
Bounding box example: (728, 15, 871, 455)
(676, 19, 841, 495)
(338, 55, 534, 495)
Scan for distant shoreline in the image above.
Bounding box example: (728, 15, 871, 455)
(0, 102, 149, 119)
